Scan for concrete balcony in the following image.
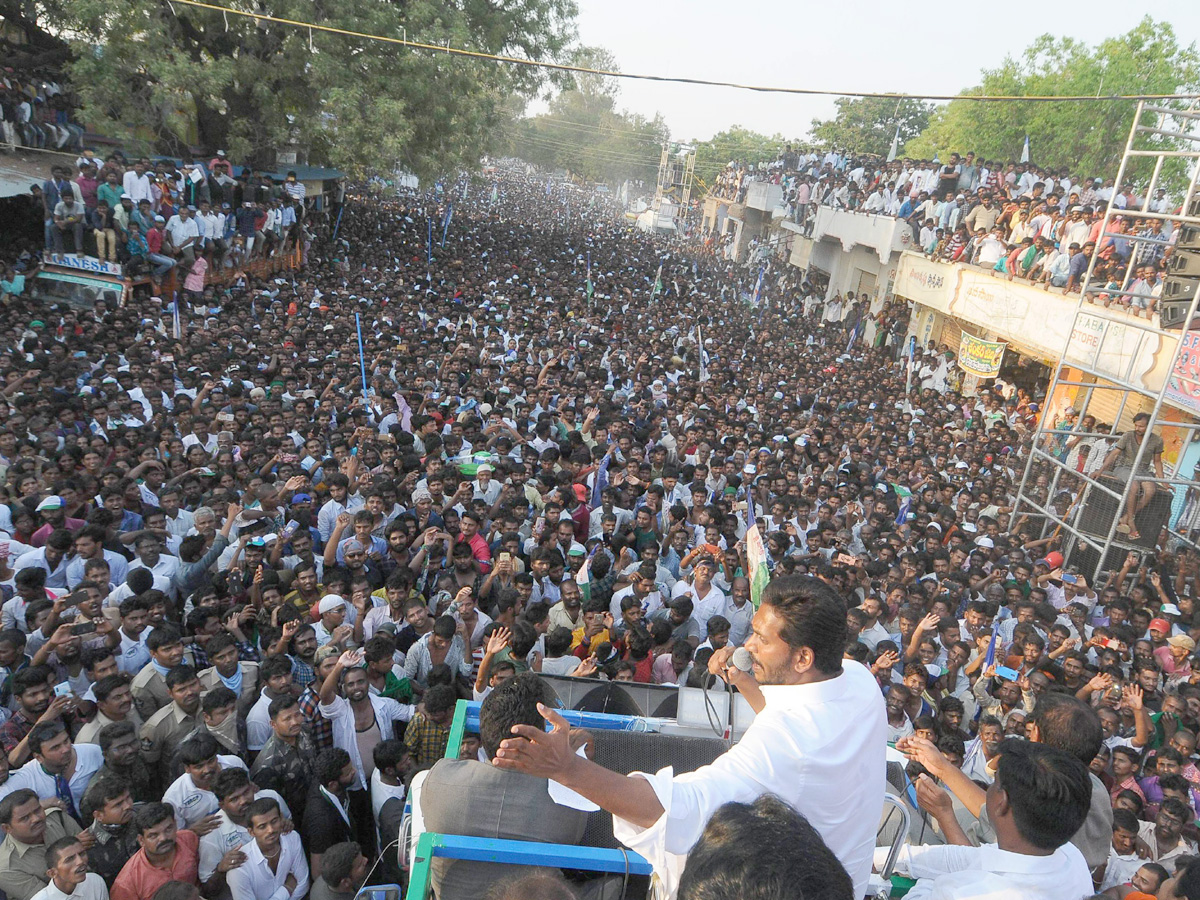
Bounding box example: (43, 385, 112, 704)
(743, 181, 783, 212)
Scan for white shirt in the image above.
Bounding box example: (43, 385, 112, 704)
(66, 551, 129, 589)
(196, 790, 292, 881)
(164, 508, 195, 538)
(122, 171, 153, 204)
(162, 755, 255, 828)
(0, 745, 104, 810)
(116, 628, 151, 675)
(611, 660, 886, 899)
(671, 582, 727, 637)
(30, 873, 109, 900)
(723, 599, 754, 647)
(226, 831, 309, 900)
(858, 620, 892, 652)
(319, 693, 415, 790)
(246, 689, 277, 751)
(887, 841, 1092, 900)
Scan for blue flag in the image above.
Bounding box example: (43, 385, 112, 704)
(983, 620, 1001, 669)
(590, 453, 610, 508)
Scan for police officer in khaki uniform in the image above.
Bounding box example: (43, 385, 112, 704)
(139, 664, 203, 790)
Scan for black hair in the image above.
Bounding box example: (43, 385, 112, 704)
(478, 673, 552, 759)
(268, 695, 299, 720)
(321, 842, 363, 888)
(0, 789, 39, 824)
(315, 748, 352, 788)
(245, 796, 280, 827)
(372, 739, 409, 775)
(993, 738, 1091, 851)
(132, 802, 176, 835)
(212, 767, 253, 802)
(92, 673, 130, 703)
(176, 733, 220, 767)
(165, 664, 198, 689)
(677, 794, 853, 900)
(98, 720, 137, 754)
(45, 834, 85, 869)
(423, 684, 456, 717)
(11, 665, 48, 698)
(28, 720, 68, 756)
(81, 775, 131, 823)
(201, 685, 238, 714)
(1026, 692, 1103, 764)
(759, 575, 848, 675)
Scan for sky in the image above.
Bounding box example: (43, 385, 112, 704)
(566, 0, 1200, 143)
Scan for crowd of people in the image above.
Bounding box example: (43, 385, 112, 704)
(26, 150, 313, 292)
(0, 70, 85, 153)
(0, 153, 1196, 900)
(710, 146, 1179, 316)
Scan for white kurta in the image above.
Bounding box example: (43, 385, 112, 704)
(887, 841, 1092, 900)
(612, 660, 887, 899)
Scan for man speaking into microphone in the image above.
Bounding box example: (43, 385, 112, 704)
(493, 575, 887, 898)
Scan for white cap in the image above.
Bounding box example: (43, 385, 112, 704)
(318, 595, 345, 614)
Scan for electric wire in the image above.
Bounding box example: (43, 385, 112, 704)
(164, 0, 1200, 105)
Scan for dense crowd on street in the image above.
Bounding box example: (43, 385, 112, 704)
(0, 151, 1197, 900)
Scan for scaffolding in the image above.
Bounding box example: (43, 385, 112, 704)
(654, 143, 696, 211)
(1013, 99, 1200, 582)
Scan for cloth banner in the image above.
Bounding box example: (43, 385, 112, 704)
(957, 332, 1006, 378)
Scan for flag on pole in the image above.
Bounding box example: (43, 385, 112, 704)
(744, 500, 770, 609)
(590, 452, 611, 508)
(1020, 135, 1030, 164)
(892, 482, 913, 526)
(491, 183, 499, 203)
(886, 125, 900, 163)
(652, 263, 663, 297)
(577, 546, 596, 603)
(426, 217, 433, 264)
(586, 251, 593, 301)
(697, 324, 709, 382)
(751, 266, 766, 306)
(171, 295, 182, 340)
(440, 202, 453, 248)
(982, 619, 1001, 669)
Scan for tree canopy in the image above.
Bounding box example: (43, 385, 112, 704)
(45, 0, 579, 177)
(905, 18, 1200, 177)
(810, 97, 932, 157)
(504, 48, 668, 186)
(691, 126, 786, 186)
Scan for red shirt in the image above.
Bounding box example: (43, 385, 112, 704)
(146, 227, 165, 254)
(111, 829, 199, 900)
(30, 518, 85, 547)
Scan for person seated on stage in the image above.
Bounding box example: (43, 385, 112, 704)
(419, 673, 601, 900)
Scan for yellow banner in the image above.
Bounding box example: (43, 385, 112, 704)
(958, 331, 1006, 378)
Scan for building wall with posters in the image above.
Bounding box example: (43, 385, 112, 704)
(891, 251, 1185, 412)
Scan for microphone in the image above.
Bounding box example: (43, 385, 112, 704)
(730, 647, 754, 672)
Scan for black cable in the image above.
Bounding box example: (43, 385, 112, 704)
(700, 670, 727, 739)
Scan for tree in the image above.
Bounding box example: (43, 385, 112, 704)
(46, 0, 579, 177)
(691, 126, 786, 187)
(906, 18, 1200, 180)
(504, 47, 668, 186)
(809, 97, 932, 157)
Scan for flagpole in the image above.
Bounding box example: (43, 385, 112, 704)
(355, 312, 370, 409)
